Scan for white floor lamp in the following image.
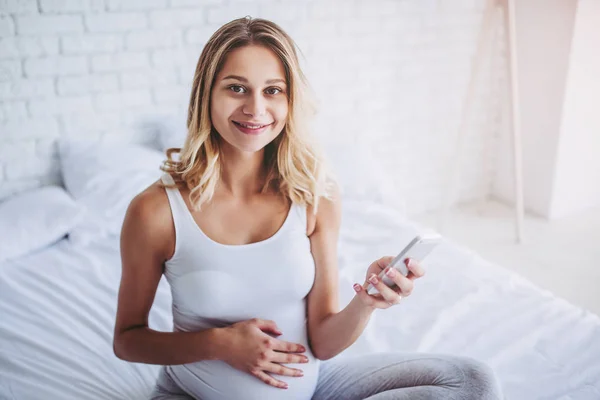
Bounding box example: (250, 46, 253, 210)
(438, 0, 525, 244)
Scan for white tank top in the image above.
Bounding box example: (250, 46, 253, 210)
(159, 173, 320, 400)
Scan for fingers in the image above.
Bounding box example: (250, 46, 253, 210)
(252, 318, 282, 336)
(353, 283, 379, 308)
(375, 256, 395, 271)
(354, 257, 427, 309)
(405, 258, 426, 279)
(268, 337, 306, 354)
(250, 337, 307, 390)
(252, 370, 289, 389)
(270, 351, 309, 365)
(368, 273, 404, 304)
(384, 267, 414, 296)
(354, 279, 397, 309)
(262, 358, 305, 377)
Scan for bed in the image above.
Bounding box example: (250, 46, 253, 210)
(1, 140, 599, 399)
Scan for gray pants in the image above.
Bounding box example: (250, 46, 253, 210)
(151, 352, 504, 400)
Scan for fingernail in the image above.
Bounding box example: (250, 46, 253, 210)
(405, 258, 413, 267)
(353, 283, 362, 292)
(386, 268, 396, 277)
(369, 274, 378, 284)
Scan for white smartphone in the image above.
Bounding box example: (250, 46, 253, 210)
(367, 232, 442, 295)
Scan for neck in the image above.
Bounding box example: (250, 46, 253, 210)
(219, 142, 267, 198)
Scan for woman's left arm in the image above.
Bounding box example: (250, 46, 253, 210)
(305, 188, 374, 361)
(306, 189, 426, 361)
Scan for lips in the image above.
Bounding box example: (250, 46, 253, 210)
(232, 121, 272, 129)
(232, 120, 273, 135)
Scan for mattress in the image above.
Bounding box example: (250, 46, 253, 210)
(1, 199, 599, 399)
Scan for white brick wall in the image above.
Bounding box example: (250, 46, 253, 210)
(24, 55, 88, 76)
(15, 15, 84, 34)
(0, 0, 504, 215)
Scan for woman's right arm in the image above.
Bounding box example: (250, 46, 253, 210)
(113, 183, 226, 365)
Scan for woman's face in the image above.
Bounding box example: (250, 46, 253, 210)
(210, 44, 289, 154)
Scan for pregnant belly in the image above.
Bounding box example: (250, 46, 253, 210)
(168, 300, 319, 399)
(167, 348, 320, 400)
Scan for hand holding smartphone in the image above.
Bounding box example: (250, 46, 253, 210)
(366, 232, 441, 295)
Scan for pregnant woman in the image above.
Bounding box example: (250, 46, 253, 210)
(113, 16, 503, 400)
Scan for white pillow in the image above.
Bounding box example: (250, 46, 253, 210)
(59, 139, 165, 244)
(0, 186, 85, 263)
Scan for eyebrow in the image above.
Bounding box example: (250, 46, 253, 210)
(222, 75, 286, 85)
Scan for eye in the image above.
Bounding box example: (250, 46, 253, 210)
(228, 85, 246, 94)
(265, 87, 283, 95)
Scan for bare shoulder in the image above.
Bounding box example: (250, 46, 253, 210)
(121, 179, 175, 262)
(307, 181, 342, 237)
(126, 180, 171, 225)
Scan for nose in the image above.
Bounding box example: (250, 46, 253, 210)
(242, 92, 267, 118)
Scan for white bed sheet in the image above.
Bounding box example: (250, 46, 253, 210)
(0, 200, 599, 399)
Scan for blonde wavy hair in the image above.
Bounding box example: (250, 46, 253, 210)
(161, 16, 335, 214)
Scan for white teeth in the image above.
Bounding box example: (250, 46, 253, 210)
(236, 122, 267, 129)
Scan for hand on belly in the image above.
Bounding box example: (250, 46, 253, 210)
(219, 318, 309, 390)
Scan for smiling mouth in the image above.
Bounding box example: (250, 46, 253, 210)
(232, 121, 273, 129)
